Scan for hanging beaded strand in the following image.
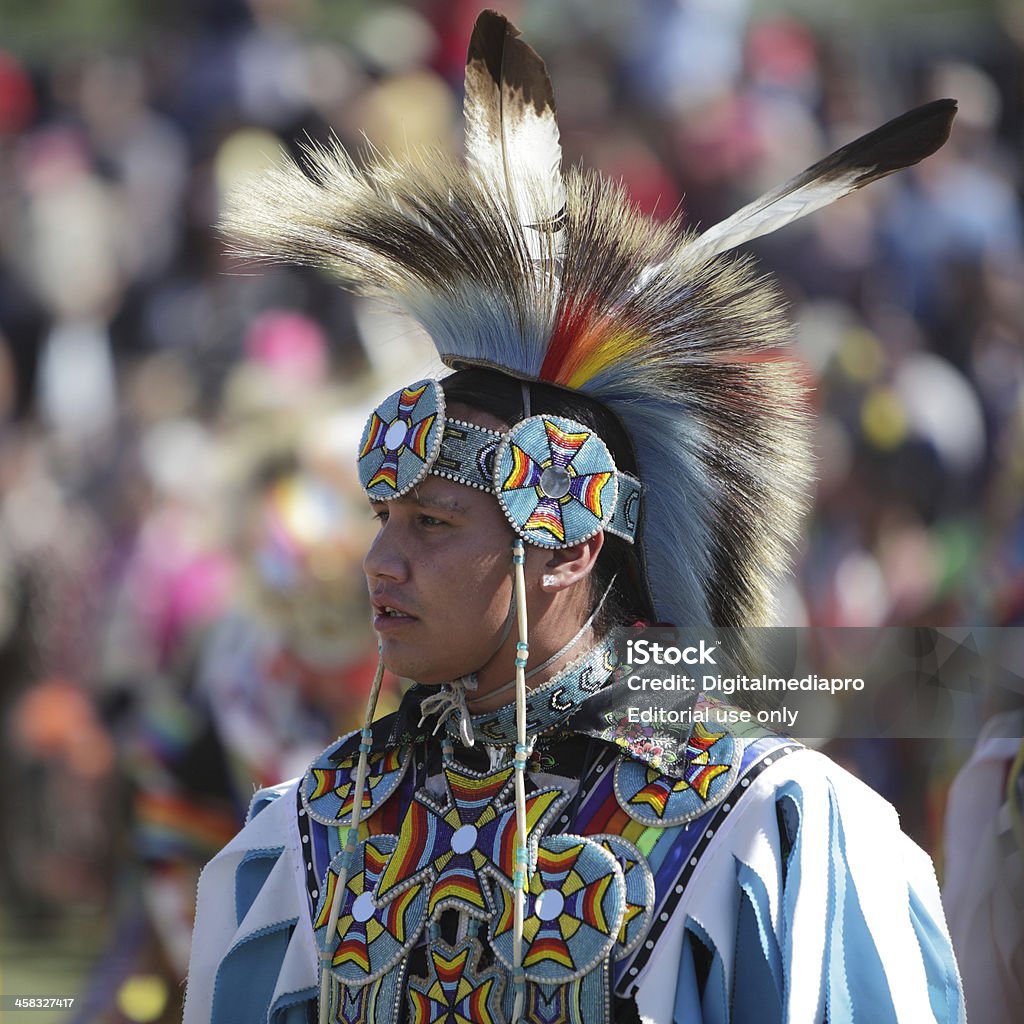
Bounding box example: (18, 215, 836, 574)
(510, 536, 532, 1023)
(317, 644, 386, 1024)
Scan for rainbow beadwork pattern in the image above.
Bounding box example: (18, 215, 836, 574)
(613, 720, 740, 826)
(303, 745, 411, 826)
(490, 833, 625, 984)
(495, 416, 617, 548)
(358, 381, 443, 499)
(407, 939, 505, 1024)
(314, 835, 429, 985)
(298, 720, 800, 1021)
(591, 834, 656, 957)
(377, 761, 568, 924)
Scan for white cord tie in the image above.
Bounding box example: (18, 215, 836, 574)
(419, 677, 476, 748)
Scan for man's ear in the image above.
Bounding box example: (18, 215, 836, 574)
(538, 531, 604, 591)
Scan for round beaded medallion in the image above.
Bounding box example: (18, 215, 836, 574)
(493, 415, 619, 548)
(357, 379, 444, 499)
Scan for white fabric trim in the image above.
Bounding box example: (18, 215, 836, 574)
(184, 779, 318, 1024)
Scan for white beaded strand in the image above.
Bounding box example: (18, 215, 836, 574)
(511, 537, 532, 1023)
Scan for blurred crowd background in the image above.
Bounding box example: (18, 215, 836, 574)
(0, 0, 1021, 1020)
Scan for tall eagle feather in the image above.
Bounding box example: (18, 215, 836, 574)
(464, 9, 566, 261)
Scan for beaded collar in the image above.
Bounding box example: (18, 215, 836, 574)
(435, 628, 626, 747)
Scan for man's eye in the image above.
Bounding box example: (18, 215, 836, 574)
(371, 508, 389, 524)
(418, 515, 447, 527)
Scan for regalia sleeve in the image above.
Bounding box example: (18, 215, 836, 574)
(634, 748, 966, 1024)
(183, 779, 320, 1024)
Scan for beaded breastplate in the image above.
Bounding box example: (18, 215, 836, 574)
(299, 645, 798, 1022)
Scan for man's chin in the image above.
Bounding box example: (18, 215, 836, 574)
(378, 640, 467, 687)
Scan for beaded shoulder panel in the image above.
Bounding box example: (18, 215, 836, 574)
(302, 735, 412, 826)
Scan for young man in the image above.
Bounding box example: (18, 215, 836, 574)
(185, 11, 965, 1023)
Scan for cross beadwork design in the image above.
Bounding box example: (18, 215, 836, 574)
(496, 416, 616, 548)
(615, 721, 739, 827)
(375, 762, 567, 923)
(358, 381, 441, 498)
(407, 939, 505, 1024)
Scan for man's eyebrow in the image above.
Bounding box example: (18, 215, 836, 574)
(368, 492, 467, 514)
(411, 492, 467, 514)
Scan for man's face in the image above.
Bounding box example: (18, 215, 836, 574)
(363, 400, 528, 684)
(363, 472, 519, 684)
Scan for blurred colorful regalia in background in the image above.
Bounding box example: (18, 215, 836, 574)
(126, 455, 397, 1019)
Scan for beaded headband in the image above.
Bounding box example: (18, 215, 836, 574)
(357, 379, 641, 549)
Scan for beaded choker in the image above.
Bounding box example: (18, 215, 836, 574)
(436, 629, 625, 747)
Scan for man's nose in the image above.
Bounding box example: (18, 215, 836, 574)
(363, 518, 408, 583)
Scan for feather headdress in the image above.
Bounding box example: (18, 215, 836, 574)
(224, 9, 955, 630)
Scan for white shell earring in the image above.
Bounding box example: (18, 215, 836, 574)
(542, 574, 557, 588)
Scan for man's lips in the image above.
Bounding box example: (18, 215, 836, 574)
(371, 598, 418, 630)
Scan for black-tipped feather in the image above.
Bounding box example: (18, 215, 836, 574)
(688, 98, 957, 262)
(464, 9, 565, 255)
(764, 98, 958, 196)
